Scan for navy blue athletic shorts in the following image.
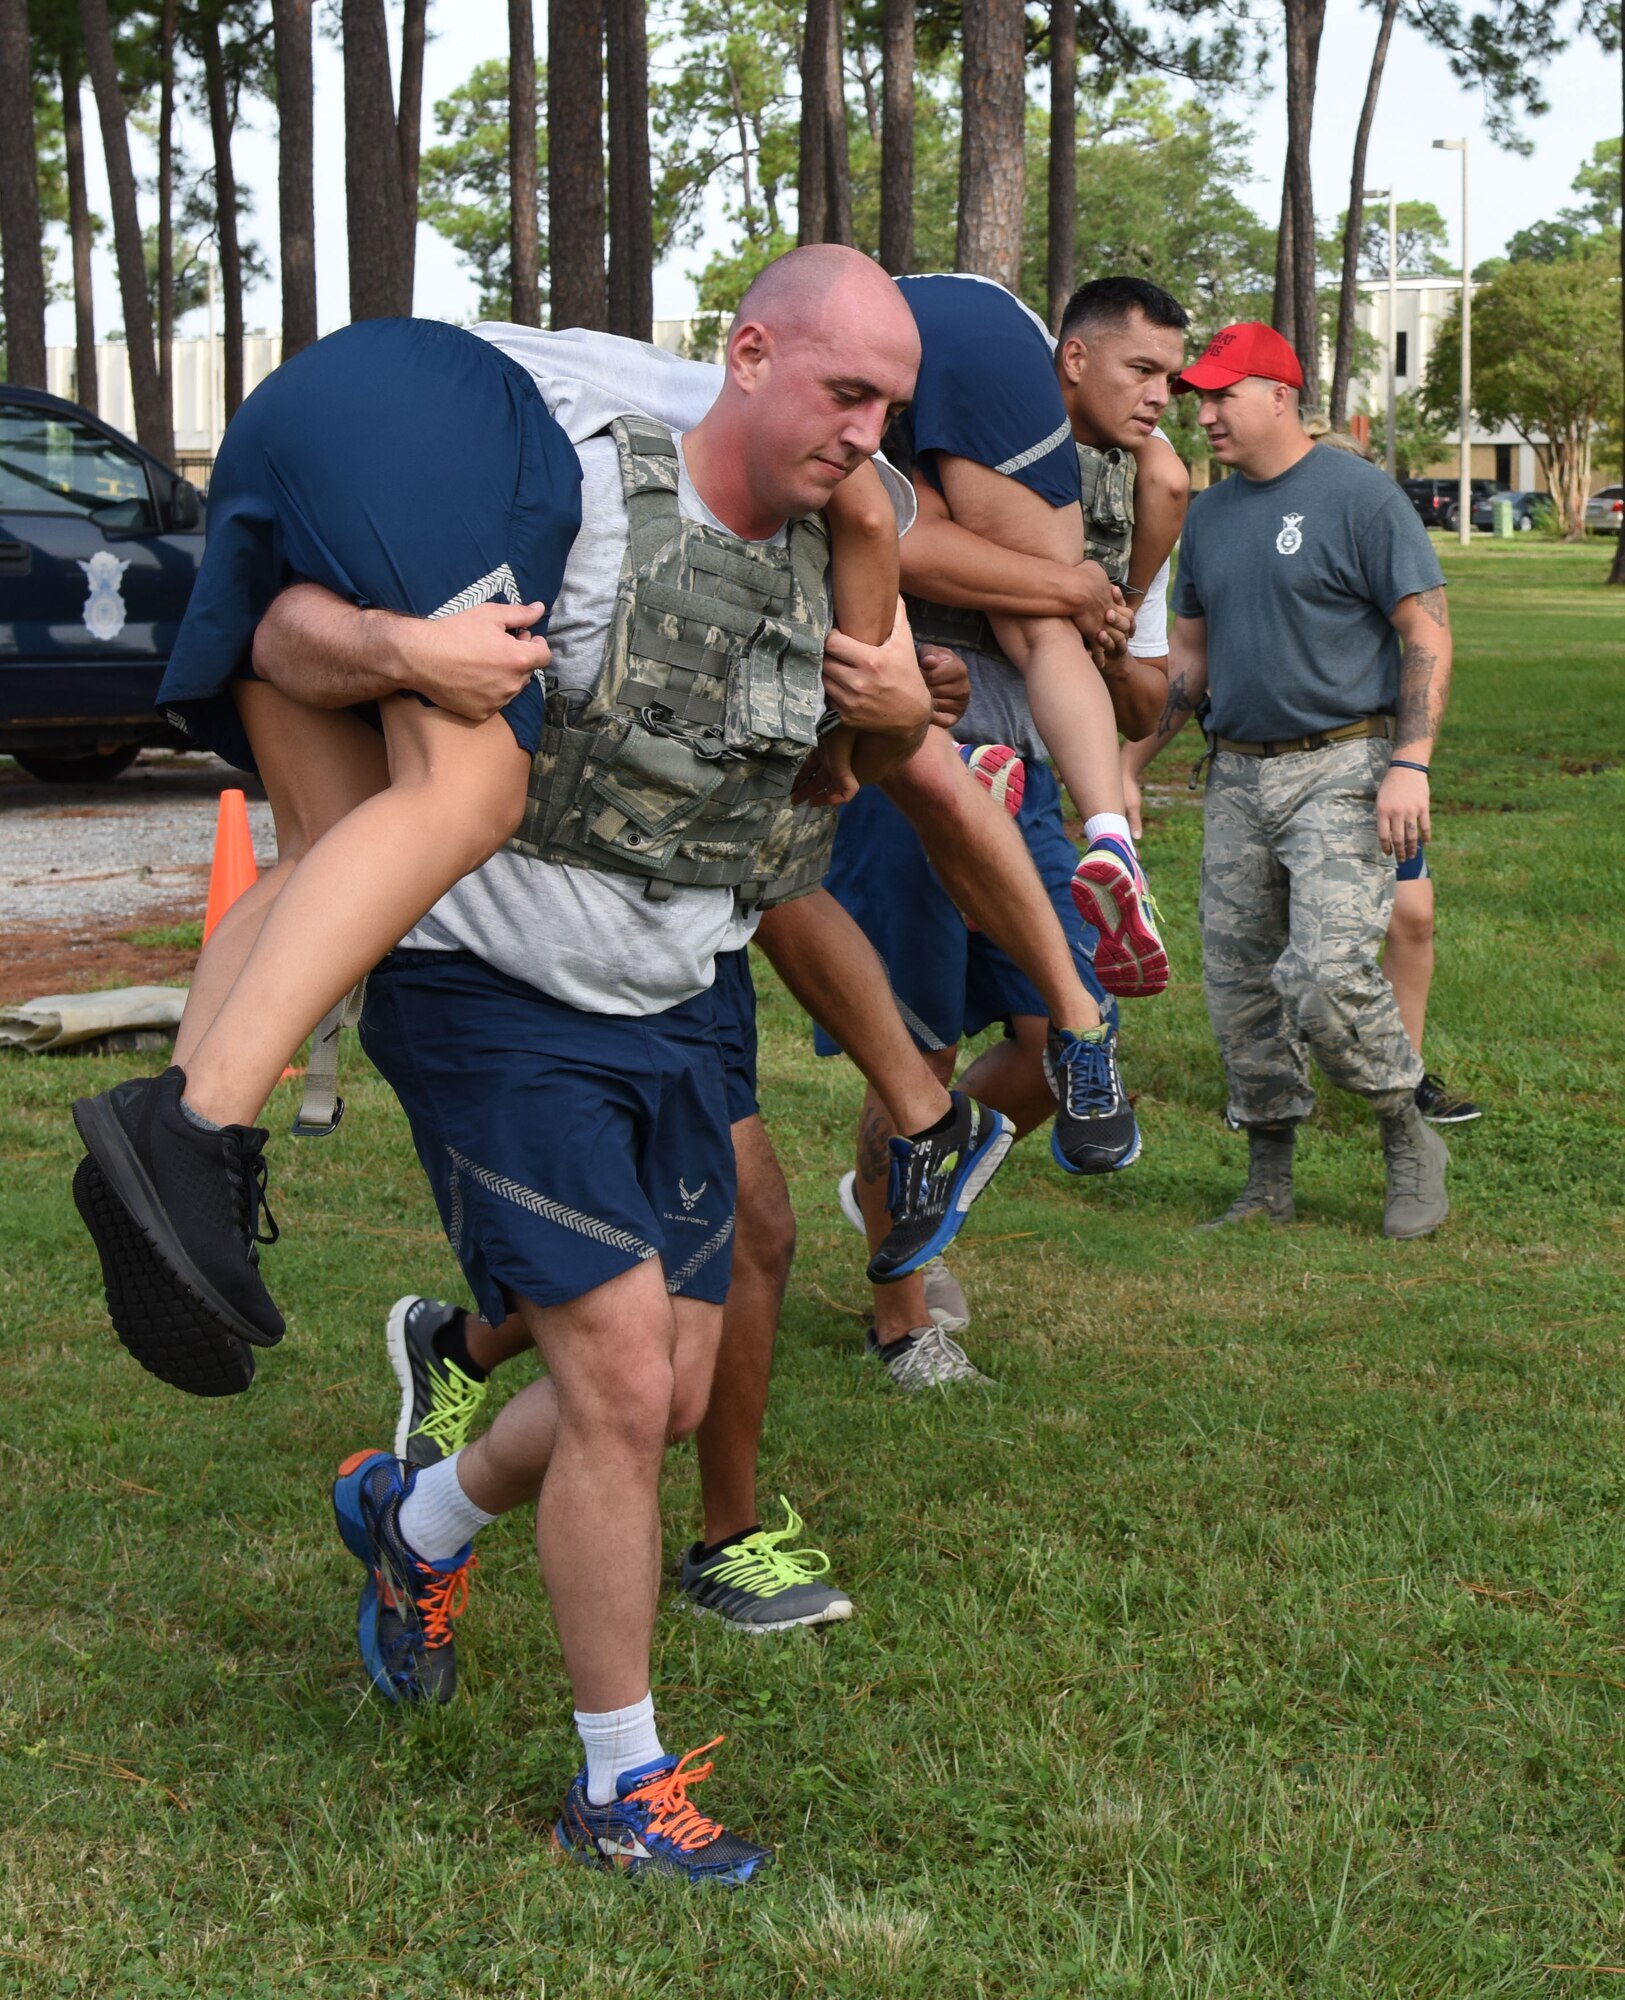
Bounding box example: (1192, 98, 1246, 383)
(892, 274, 1081, 511)
(359, 949, 737, 1323)
(813, 760, 1112, 1056)
(1395, 840, 1429, 883)
(158, 318, 583, 772)
(712, 947, 759, 1126)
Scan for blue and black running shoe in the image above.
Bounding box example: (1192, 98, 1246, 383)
(865, 1091, 1013, 1284)
(1046, 1024, 1140, 1174)
(331, 1448, 474, 1704)
(554, 1738, 772, 1886)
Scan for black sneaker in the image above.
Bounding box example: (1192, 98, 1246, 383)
(72, 1152, 257, 1396)
(1415, 1073, 1481, 1125)
(386, 1295, 490, 1467)
(865, 1092, 1013, 1285)
(72, 1067, 285, 1348)
(1045, 1024, 1140, 1174)
(681, 1501, 855, 1631)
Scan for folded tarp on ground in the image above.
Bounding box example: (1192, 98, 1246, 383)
(0, 986, 186, 1052)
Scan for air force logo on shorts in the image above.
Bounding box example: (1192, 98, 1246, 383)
(1276, 512, 1304, 555)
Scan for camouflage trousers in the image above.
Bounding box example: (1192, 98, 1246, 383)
(1200, 738, 1422, 1126)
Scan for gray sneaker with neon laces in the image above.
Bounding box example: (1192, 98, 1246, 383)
(680, 1500, 854, 1631)
(386, 1295, 491, 1467)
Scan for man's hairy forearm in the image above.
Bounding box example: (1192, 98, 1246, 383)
(252, 584, 408, 707)
(900, 515, 1091, 618)
(1096, 648, 1170, 742)
(1125, 648, 1208, 777)
(1392, 589, 1452, 754)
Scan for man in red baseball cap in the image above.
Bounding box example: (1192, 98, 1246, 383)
(1121, 318, 1457, 1240)
(1174, 320, 1304, 396)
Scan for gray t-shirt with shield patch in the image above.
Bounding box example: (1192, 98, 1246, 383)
(1171, 443, 1445, 743)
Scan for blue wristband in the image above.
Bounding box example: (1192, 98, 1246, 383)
(1389, 758, 1431, 776)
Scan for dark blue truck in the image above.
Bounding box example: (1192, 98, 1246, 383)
(0, 384, 206, 781)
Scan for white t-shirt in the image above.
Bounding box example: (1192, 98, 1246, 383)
(400, 327, 913, 1016)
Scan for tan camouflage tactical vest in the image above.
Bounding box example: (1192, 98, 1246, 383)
(907, 441, 1137, 665)
(509, 416, 832, 901)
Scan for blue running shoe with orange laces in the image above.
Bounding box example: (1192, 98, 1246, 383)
(554, 1738, 772, 1885)
(331, 1448, 475, 1704)
(1071, 835, 1170, 997)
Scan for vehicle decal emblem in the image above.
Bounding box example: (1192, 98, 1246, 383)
(78, 549, 131, 641)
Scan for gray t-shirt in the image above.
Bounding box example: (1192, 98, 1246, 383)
(401, 327, 915, 1014)
(1171, 443, 1445, 743)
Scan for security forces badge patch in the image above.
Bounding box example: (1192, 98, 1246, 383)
(1276, 512, 1304, 556)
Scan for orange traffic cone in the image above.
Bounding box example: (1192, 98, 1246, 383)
(202, 788, 259, 942)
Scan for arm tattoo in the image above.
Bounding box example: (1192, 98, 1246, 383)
(1156, 670, 1198, 741)
(1413, 586, 1448, 629)
(1396, 639, 1438, 747)
(858, 1105, 892, 1184)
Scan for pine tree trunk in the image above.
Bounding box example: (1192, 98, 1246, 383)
(80, 0, 172, 456)
(879, 0, 914, 274)
(1282, 0, 1326, 404)
(199, 9, 245, 421)
(957, 0, 1025, 289)
(821, 0, 853, 246)
(548, 0, 606, 327)
(397, 0, 427, 294)
(1609, 28, 1625, 583)
(61, 54, 99, 411)
(343, 0, 412, 319)
(1272, 178, 1295, 345)
(1047, 0, 1076, 329)
(1329, 0, 1397, 429)
(0, 0, 47, 386)
(508, 0, 540, 324)
(273, 0, 317, 358)
(158, 0, 175, 422)
(606, 0, 653, 338)
(797, 0, 831, 244)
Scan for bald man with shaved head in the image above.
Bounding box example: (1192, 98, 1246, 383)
(230, 246, 952, 1882)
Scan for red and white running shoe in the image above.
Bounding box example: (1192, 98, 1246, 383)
(1071, 835, 1170, 997)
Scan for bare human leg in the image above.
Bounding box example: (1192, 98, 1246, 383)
(754, 891, 953, 1134)
(173, 680, 390, 1068)
(881, 730, 1101, 1032)
(181, 695, 530, 1128)
(934, 453, 1127, 826)
(1384, 874, 1435, 1056)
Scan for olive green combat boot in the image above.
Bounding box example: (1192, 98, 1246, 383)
(1380, 1105, 1449, 1239)
(1201, 1123, 1297, 1228)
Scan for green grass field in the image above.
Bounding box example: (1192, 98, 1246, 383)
(3, 541, 1623, 1997)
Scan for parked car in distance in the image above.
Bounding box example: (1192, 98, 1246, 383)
(0, 385, 205, 782)
(1469, 489, 1550, 532)
(1400, 477, 1499, 533)
(1585, 485, 1624, 534)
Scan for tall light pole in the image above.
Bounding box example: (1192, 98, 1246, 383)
(1365, 185, 1397, 479)
(1433, 137, 1470, 546)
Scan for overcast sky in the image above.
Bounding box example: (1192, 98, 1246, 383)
(43, 0, 1623, 347)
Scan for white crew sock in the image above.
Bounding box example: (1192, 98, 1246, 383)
(576, 1693, 665, 1806)
(1084, 813, 1134, 852)
(396, 1450, 498, 1562)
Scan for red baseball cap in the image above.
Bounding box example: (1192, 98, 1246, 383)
(1176, 321, 1304, 393)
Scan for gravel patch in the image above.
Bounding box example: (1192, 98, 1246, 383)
(0, 752, 275, 932)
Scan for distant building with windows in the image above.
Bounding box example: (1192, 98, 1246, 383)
(1349, 272, 1599, 493)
